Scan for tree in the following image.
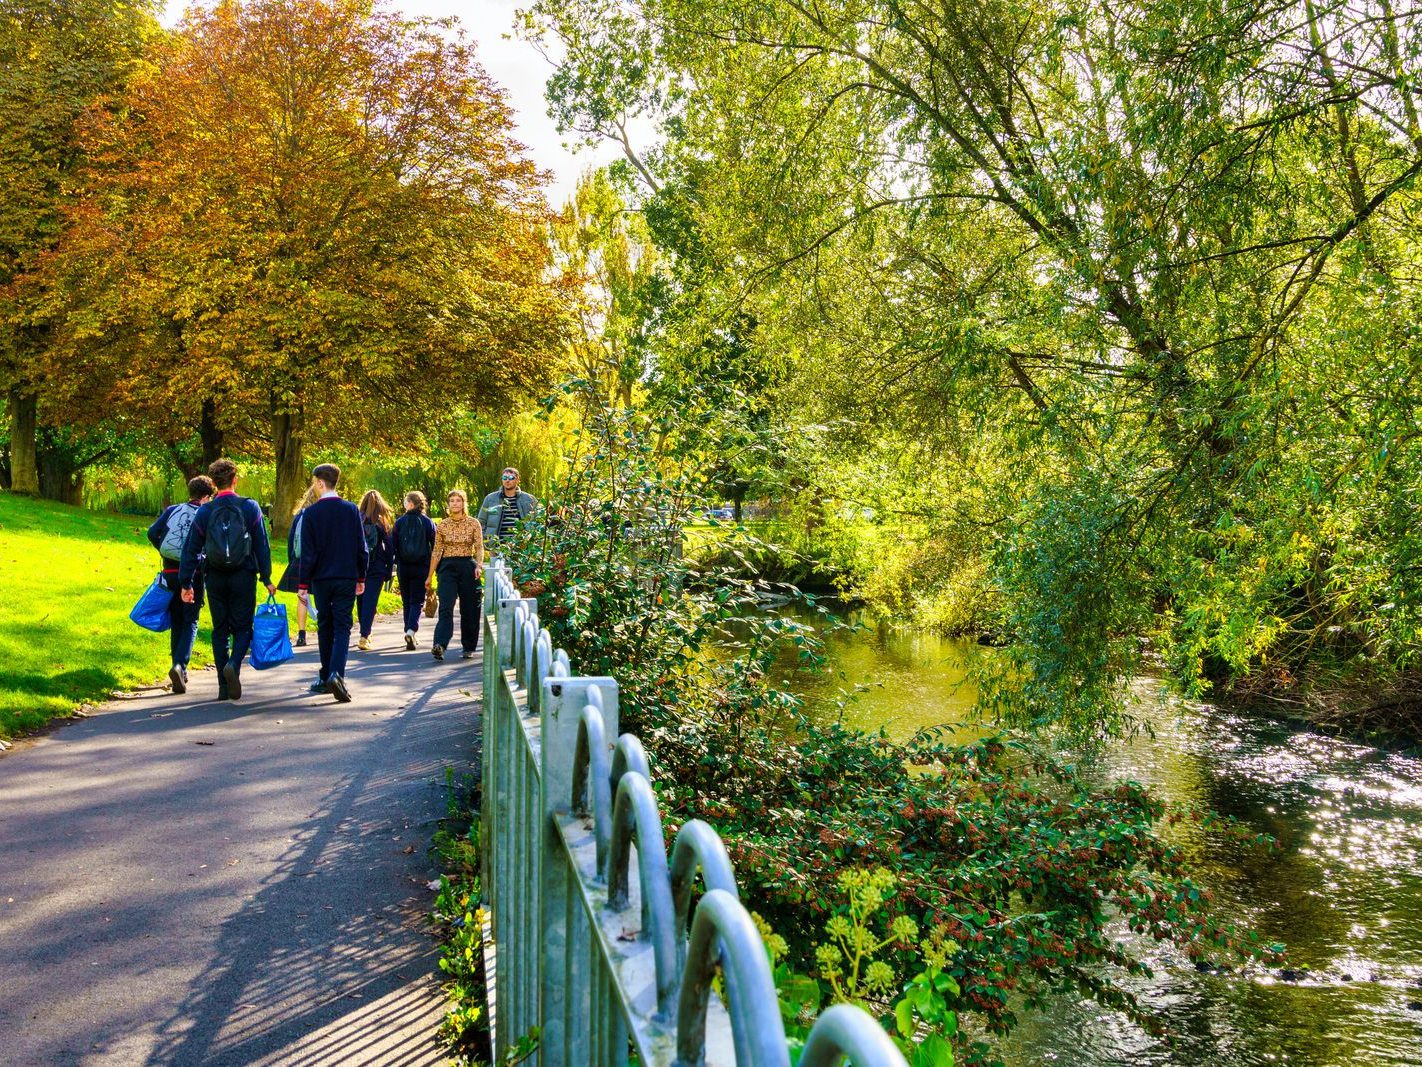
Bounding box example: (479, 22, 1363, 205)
(0, 0, 160, 496)
(526, 0, 1422, 730)
(52, 0, 568, 525)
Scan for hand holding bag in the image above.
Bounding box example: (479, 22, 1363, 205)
(130, 573, 173, 632)
(251, 594, 294, 670)
(423, 585, 438, 618)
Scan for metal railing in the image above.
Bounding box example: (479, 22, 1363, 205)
(480, 558, 908, 1066)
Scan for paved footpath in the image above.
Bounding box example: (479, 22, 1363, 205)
(0, 609, 482, 1066)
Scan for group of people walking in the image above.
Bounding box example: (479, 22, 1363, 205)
(146, 459, 537, 704)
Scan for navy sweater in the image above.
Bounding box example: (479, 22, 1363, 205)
(178, 492, 272, 587)
(363, 518, 395, 581)
(297, 496, 369, 588)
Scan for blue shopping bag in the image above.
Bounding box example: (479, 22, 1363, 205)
(251, 595, 294, 670)
(130, 573, 173, 632)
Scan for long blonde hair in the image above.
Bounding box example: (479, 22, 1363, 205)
(360, 490, 394, 532)
(293, 482, 322, 516)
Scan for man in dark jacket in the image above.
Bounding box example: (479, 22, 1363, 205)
(296, 463, 368, 703)
(178, 459, 275, 701)
(147, 475, 214, 694)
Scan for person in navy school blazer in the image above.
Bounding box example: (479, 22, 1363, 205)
(295, 463, 369, 704)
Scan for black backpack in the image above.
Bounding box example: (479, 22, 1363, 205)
(397, 515, 428, 563)
(203, 498, 251, 571)
(363, 517, 381, 555)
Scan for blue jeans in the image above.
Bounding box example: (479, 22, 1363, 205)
(312, 578, 357, 682)
(397, 562, 428, 633)
(433, 559, 481, 653)
(162, 570, 203, 667)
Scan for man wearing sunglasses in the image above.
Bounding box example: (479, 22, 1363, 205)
(480, 467, 538, 546)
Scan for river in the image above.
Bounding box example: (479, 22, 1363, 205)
(774, 608, 1422, 1066)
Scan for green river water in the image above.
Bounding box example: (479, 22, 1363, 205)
(774, 609, 1422, 1066)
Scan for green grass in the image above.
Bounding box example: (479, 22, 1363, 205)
(0, 492, 405, 740)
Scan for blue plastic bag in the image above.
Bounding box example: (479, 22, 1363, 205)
(251, 595, 293, 670)
(130, 573, 173, 632)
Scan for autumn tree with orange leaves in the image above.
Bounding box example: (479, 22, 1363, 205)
(48, 0, 567, 525)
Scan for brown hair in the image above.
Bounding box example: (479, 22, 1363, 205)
(445, 489, 468, 514)
(293, 481, 322, 516)
(360, 490, 394, 531)
(404, 490, 427, 513)
(312, 462, 341, 488)
(207, 458, 237, 489)
(187, 475, 215, 501)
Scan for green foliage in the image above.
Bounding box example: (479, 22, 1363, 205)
(431, 768, 492, 1064)
(502, 393, 1280, 1060)
(525, 0, 1422, 734)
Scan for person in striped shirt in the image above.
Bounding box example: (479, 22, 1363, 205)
(479, 467, 537, 545)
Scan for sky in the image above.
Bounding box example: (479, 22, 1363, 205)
(159, 0, 622, 206)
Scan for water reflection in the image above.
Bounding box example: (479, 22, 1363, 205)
(772, 609, 1422, 1066)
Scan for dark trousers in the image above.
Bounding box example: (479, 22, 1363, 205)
(397, 562, 428, 632)
(358, 573, 388, 637)
(312, 578, 358, 682)
(162, 570, 204, 667)
(433, 558, 481, 653)
(205, 568, 256, 676)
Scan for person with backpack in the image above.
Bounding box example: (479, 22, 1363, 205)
(146, 475, 215, 695)
(392, 491, 436, 650)
(427, 488, 484, 661)
(178, 459, 275, 701)
(276, 483, 322, 646)
(356, 490, 394, 651)
(296, 463, 369, 703)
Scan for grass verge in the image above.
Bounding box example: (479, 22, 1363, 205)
(430, 766, 496, 1064)
(0, 491, 405, 741)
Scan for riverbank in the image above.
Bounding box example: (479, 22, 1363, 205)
(770, 606, 1422, 1066)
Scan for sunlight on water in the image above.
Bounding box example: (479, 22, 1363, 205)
(771, 608, 1422, 1067)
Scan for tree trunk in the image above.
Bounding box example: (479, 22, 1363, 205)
(200, 397, 224, 466)
(271, 406, 305, 537)
(38, 447, 85, 506)
(6, 388, 40, 495)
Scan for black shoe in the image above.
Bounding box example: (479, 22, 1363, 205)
(308, 679, 327, 694)
(169, 665, 186, 694)
(431, 644, 444, 661)
(216, 686, 230, 702)
(222, 663, 241, 700)
(461, 650, 475, 660)
(296, 631, 307, 647)
(327, 674, 351, 703)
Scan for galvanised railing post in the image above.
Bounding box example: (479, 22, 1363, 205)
(541, 676, 619, 1066)
(479, 563, 910, 1067)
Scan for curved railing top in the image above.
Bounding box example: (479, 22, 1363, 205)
(485, 558, 908, 1067)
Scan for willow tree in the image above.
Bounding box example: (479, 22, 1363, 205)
(526, 0, 1422, 730)
(56, 0, 566, 526)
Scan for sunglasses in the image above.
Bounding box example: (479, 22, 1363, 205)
(501, 474, 517, 480)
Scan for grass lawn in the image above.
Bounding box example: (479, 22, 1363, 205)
(0, 492, 403, 740)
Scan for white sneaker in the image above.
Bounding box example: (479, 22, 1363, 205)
(404, 630, 416, 651)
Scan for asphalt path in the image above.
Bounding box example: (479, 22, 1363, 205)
(0, 608, 482, 1066)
